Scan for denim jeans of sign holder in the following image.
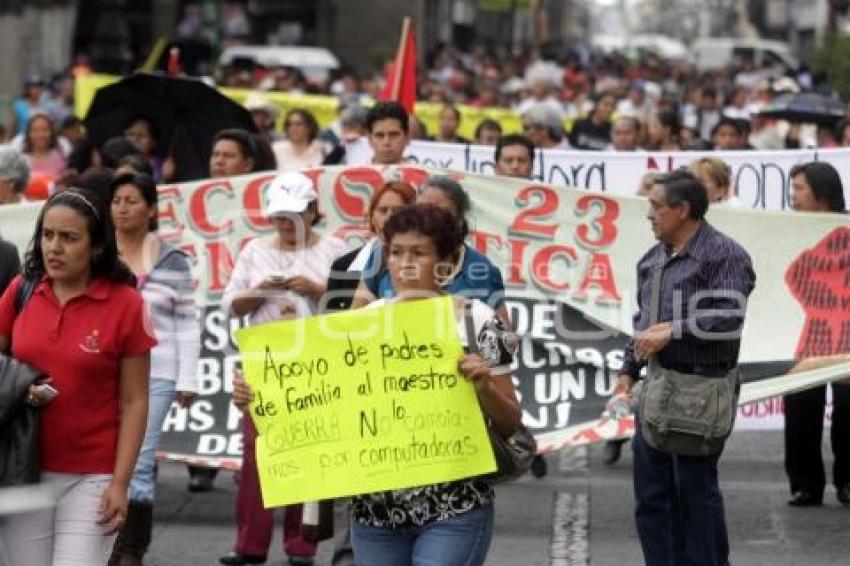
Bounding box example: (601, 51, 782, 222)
(350, 504, 494, 566)
(129, 378, 175, 501)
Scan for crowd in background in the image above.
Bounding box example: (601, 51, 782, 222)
(1, 45, 848, 206)
(7, 0, 850, 199)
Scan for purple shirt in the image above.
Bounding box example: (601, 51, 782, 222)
(622, 222, 756, 379)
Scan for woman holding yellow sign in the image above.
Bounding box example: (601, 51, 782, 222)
(220, 171, 346, 566)
(234, 203, 521, 566)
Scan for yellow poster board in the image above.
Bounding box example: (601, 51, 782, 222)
(234, 296, 497, 508)
(75, 74, 525, 138)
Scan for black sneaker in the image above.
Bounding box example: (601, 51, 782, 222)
(602, 440, 625, 466)
(788, 490, 823, 507)
(331, 548, 356, 566)
(530, 454, 548, 478)
(837, 484, 850, 506)
(187, 474, 214, 492)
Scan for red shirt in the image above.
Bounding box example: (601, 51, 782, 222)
(0, 276, 156, 473)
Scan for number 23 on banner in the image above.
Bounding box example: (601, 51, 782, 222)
(508, 185, 619, 249)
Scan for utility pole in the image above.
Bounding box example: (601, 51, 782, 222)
(827, 0, 839, 34)
(786, 0, 799, 56)
(510, 0, 518, 49)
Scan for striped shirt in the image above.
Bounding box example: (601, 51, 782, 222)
(140, 243, 201, 392)
(622, 222, 756, 379)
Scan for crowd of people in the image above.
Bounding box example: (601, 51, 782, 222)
(1, 33, 849, 205)
(0, 27, 848, 566)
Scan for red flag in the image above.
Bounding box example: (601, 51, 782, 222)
(379, 18, 417, 114)
(167, 47, 182, 76)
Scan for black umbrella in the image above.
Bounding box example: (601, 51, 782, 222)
(84, 72, 257, 182)
(758, 92, 846, 126)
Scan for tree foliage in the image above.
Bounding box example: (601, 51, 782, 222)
(812, 33, 850, 101)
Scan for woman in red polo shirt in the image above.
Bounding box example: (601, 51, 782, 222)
(0, 187, 155, 565)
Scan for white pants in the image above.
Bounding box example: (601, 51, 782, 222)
(0, 473, 115, 566)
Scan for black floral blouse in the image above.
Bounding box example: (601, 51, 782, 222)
(351, 301, 518, 529)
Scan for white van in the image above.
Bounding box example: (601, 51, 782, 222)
(218, 45, 341, 83)
(692, 38, 797, 71)
(591, 33, 692, 61)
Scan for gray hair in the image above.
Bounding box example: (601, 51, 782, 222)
(340, 104, 368, 129)
(0, 146, 30, 193)
(421, 175, 472, 238)
(522, 103, 564, 141)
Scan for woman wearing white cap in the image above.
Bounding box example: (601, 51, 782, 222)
(218, 171, 346, 566)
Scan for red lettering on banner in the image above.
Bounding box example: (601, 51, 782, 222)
(300, 168, 323, 187)
(399, 165, 430, 187)
(189, 180, 235, 237)
(241, 173, 276, 231)
(157, 186, 185, 241)
(573, 253, 622, 305)
(470, 230, 503, 256)
(530, 244, 578, 292)
(574, 195, 619, 249)
(509, 185, 560, 240)
(206, 241, 235, 294)
(741, 397, 785, 418)
(646, 155, 674, 172)
(332, 167, 384, 222)
(204, 237, 252, 294)
(505, 238, 530, 286)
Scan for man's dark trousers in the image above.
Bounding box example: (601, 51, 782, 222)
(632, 424, 729, 566)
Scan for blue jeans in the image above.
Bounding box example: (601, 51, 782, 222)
(350, 505, 493, 566)
(633, 424, 729, 566)
(129, 378, 175, 501)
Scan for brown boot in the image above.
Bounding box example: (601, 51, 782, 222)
(108, 500, 153, 566)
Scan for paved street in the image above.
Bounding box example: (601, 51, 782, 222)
(148, 431, 850, 565)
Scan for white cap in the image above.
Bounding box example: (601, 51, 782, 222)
(264, 172, 318, 217)
(243, 92, 279, 118)
(773, 77, 800, 94)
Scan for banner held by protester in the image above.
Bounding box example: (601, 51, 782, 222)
(403, 140, 850, 210)
(235, 296, 495, 507)
(1, 166, 847, 469)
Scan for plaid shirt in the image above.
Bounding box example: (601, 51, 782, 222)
(622, 222, 756, 379)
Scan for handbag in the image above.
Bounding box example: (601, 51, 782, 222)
(638, 259, 740, 457)
(463, 302, 537, 482)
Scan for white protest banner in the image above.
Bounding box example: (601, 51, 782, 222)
(404, 140, 850, 211)
(1, 165, 846, 466)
